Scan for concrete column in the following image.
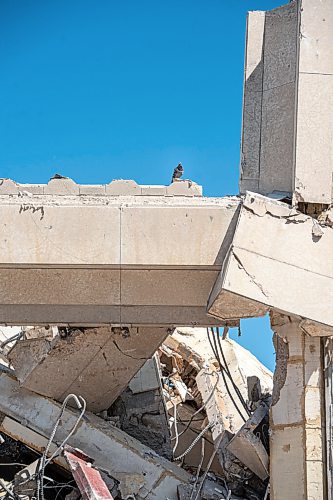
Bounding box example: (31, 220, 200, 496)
(270, 312, 326, 500)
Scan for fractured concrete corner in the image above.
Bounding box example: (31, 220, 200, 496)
(207, 192, 333, 332)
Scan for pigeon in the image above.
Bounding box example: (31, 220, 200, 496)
(50, 173, 68, 180)
(171, 163, 184, 183)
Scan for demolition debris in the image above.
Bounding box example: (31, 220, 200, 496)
(0, 325, 272, 499)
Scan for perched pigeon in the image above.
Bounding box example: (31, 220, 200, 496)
(50, 173, 68, 180)
(171, 163, 183, 183)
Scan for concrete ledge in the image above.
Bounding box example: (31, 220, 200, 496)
(0, 179, 203, 197)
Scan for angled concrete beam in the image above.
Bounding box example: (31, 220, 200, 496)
(0, 372, 190, 500)
(208, 193, 333, 332)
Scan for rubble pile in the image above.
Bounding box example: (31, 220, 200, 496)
(0, 325, 273, 499)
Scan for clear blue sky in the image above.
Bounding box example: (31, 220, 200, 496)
(0, 0, 284, 370)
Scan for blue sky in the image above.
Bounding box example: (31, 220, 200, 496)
(0, 0, 284, 370)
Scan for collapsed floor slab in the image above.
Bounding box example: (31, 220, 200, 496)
(0, 371, 190, 500)
(208, 192, 333, 333)
(8, 326, 170, 412)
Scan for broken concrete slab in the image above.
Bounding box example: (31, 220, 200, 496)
(208, 192, 333, 331)
(0, 372, 190, 500)
(227, 402, 269, 481)
(8, 326, 170, 412)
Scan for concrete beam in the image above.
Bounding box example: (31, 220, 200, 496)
(208, 193, 333, 332)
(0, 184, 240, 326)
(0, 371, 190, 500)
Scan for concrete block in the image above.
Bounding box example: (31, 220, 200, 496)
(279, 321, 304, 360)
(120, 201, 238, 267)
(306, 460, 324, 500)
(270, 426, 305, 500)
(44, 178, 80, 195)
(271, 363, 304, 426)
(305, 427, 323, 461)
(240, 2, 298, 197)
(79, 184, 106, 195)
(166, 180, 202, 196)
(304, 336, 321, 388)
(244, 11, 265, 92)
(141, 185, 167, 196)
(106, 179, 141, 195)
(0, 179, 20, 194)
(239, 11, 265, 192)
(0, 194, 241, 326)
(294, 73, 333, 204)
(263, 4, 297, 91)
(305, 387, 322, 428)
(227, 427, 269, 481)
(259, 83, 295, 195)
(299, 0, 333, 75)
(0, 204, 121, 265)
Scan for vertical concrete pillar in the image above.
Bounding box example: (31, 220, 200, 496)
(270, 312, 326, 500)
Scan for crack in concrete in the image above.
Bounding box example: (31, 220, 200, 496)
(244, 202, 305, 223)
(112, 340, 148, 361)
(233, 251, 269, 298)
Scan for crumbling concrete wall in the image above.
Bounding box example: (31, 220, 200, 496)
(270, 312, 326, 500)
